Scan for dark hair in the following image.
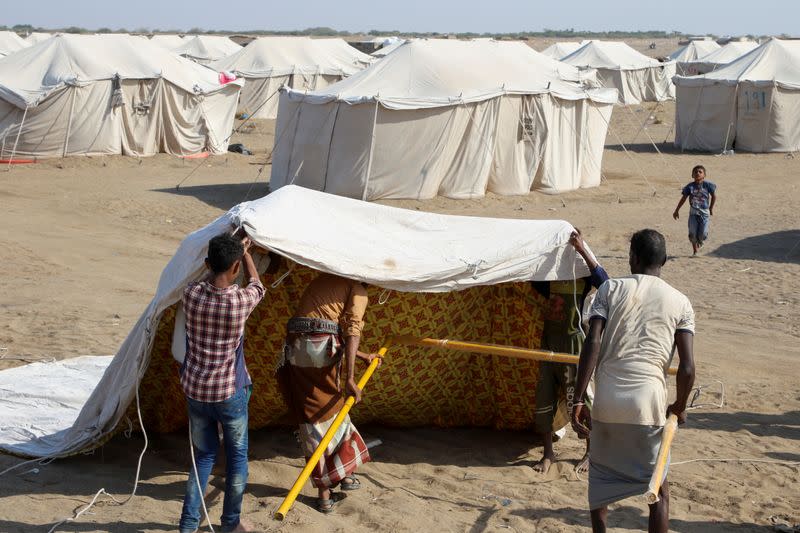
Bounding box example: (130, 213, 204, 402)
(207, 234, 244, 274)
(630, 229, 667, 268)
(692, 164, 706, 175)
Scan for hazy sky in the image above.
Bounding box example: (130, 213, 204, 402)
(5, 0, 797, 36)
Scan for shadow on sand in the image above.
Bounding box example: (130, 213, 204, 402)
(153, 182, 271, 211)
(710, 230, 800, 264)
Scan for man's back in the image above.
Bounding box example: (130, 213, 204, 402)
(181, 279, 265, 402)
(590, 275, 694, 426)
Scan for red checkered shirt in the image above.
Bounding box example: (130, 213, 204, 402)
(180, 277, 266, 402)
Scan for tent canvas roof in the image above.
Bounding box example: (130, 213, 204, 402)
(683, 40, 758, 67)
(0, 31, 30, 57)
(561, 40, 667, 70)
(0, 34, 239, 109)
(173, 35, 242, 61)
(668, 40, 721, 62)
(24, 32, 52, 45)
(540, 41, 586, 60)
(210, 36, 370, 77)
(149, 34, 186, 50)
(674, 39, 800, 89)
(284, 39, 616, 109)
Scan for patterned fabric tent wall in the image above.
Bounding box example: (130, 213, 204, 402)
(134, 264, 547, 433)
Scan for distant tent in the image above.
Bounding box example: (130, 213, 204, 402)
(173, 35, 242, 63)
(0, 34, 242, 158)
(316, 38, 373, 68)
(25, 32, 53, 45)
(271, 39, 616, 199)
(0, 31, 30, 57)
(674, 39, 800, 153)
(561, 40, 675, 104)
(371, 37, 406, 57)
(209, 37, 373, 119)
(0, 185, 596, 457)
(669, 40, 721, 75)
(540, 41, 586, 60)
(149, 34, 186, 51)
(680, 41, 758, 75)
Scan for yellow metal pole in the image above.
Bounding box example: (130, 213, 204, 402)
(394, 335, 678, 376)
(274, 341, 392, 521)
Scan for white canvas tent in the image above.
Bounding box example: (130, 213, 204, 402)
(0, 34, 242, 158)
(0, 31, 30, 57)
(371, 37, 406, 57)
(669, 40, 721, 75)
(0, 185, 595, 458)
(210, 37, 373, 119)
(173, 35, 242, 63)
(680, 40, 758, 75)
(561, 40, 675, 104)
(270, 39, 616, 200)
(24, 32, 53, 45)
(540, 41, 586, 60)
(149, 34, 186, 51)
(674, 39, 800, 153)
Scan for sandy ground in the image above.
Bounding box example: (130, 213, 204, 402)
(0, 93, 799, 533)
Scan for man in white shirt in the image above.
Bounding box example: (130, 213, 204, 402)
(571, 229, 696, 533)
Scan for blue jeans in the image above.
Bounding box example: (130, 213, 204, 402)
(688, 214, 710, 245)
(179, 387, 250, 533)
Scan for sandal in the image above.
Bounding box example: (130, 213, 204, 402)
(316, 497, 337, 514)
(340, 475, 361, 491)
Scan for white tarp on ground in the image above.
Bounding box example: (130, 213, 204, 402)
(0, 356, 112, 456)
(149, 34, 186, 50)
(25, 32, 52, 45)
(209, 37, 372, 119)
(173, 35, 242, 63)
(0, 185, 595, 458)
(270, 39, 616, 199)
(540, 41, 586, 60)
(674, 39, 800, 153)
(561, 40, 675, 104)
(0, 34, 242, 158)
(0, 31, 30, 57)
(680, 41, 758, 75)
(669, 40, 721, 75)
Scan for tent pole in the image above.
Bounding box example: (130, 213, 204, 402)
(62, 87, 77, 158)
(361, 99, 379, 201)
(274, 340, 392, 521)
(6, 106, 28, 170)
(393, 335, 678, 376)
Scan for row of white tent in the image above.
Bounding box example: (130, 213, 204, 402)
(1, 32, 797, 201)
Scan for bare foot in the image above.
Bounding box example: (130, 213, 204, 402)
(532, 453, 556, 474)
(575, 453, 590, 474)
(230, 518, 259, 532)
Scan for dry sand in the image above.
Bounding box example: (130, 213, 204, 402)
(0, 98, 798, 532)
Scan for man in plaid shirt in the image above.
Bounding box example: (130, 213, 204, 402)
(179, 233, 265, 533)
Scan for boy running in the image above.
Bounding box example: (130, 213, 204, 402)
(673, 165, 717, 256)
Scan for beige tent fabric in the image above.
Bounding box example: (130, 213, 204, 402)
(24, 32, 52, 45)
(540, 41, 586, 60)
(173, 35, 242, 64)
(562, 40, 675, 104)
(270, 39, 615, 199)
(681, 41, 758, 76)
(149, 34, 186, 51)
(0, 31, 29, 57)
(674, 39, 800, 153)
(669, 40, 721, 75)
(0, 34, 241, 158)
(210, 37, 372, 119)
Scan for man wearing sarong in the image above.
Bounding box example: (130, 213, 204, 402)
(277, 273, 379, 514)
(572, 229, 696, 533)
(532, 230, 608, 474)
